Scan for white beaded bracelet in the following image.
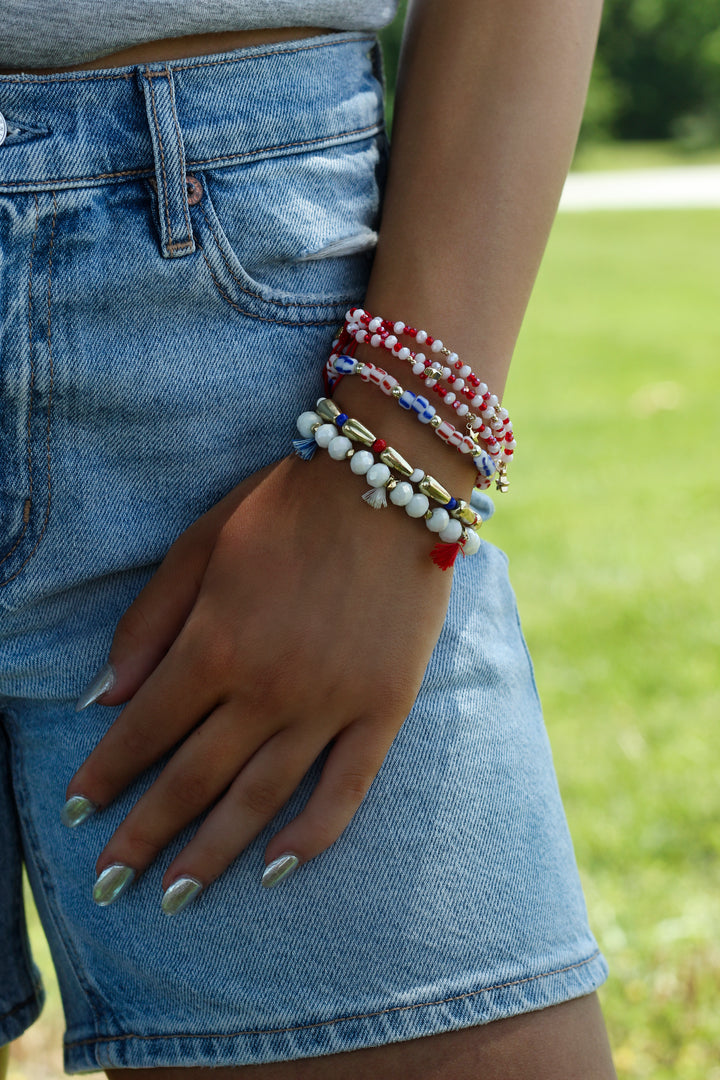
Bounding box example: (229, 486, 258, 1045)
(293, 399, 483, 569)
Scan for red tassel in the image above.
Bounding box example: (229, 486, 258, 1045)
(430, 541, 465, 570)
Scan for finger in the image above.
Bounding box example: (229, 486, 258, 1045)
(159, 723, 331, 899)
(66, 622, 222, 809)
(262, 717, 393, 879)
(77, 461, 278, 710)
(93, 700, 284, 880)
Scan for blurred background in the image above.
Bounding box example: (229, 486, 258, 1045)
(7, 3, 719, 1078)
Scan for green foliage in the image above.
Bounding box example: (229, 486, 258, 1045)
(379, 0, 720, 146)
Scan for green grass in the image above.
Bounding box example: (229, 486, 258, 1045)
(10, 209, 720, 1079)
(491, 209, 720, 1078)
(571, 139, 720, 171)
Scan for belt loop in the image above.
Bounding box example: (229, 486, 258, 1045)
(138, 64, 195, 259)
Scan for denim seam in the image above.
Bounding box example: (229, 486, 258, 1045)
(165, 63, 193, 246)
(196, 237, 345, 327)
(0, 195, 39, 571)
(197, 202, 353, 312)
(4, 710, 106, 1035)
(0, 122, 383, 192)
(63, 949, 603, 1050)
(0, 983, 43, 1022)
(0, 36, 375, 86)
(0, 193, 56, 587)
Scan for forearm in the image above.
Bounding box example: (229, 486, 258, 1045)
(334, 0, 603, 489)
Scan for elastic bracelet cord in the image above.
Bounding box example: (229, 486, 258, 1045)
(325, 353, 498, 491)
(292, 399, 482, 570)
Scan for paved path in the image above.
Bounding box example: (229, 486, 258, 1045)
(558, 164, 720, 211)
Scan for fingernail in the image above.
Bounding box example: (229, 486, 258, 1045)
(75, 661, 116, 712)
(161, 876, 203, 916)
(61, 794, 98, 828)
(261, 853, 300, 889)
(92, 863, 135, 906)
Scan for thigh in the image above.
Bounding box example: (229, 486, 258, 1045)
(105, 993, 616, 1080)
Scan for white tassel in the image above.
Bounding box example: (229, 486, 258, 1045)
(362, 487, 387, 509)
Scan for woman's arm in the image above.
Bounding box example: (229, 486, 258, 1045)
(335, 0, 604, 474)
(65, 0, 604, 904)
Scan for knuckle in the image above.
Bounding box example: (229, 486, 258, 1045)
(121, 827, 159, 865)
(114, 603, 154, 652)
(334, 767, 374, 803)
(238, 777, 282, 820)
(166, 770, 213, 811)
(119, 724, 156, 760)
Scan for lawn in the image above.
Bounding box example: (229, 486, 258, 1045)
(7, 208, 720, 1079)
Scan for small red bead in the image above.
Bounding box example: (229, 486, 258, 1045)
(454, 360, 463, 370)
(371, 439, 387, 453)
(468, 374, 480, 386)
(405, 326, 417, 336)
(393, 342, 402, 352)
(426, 335, 434, 346)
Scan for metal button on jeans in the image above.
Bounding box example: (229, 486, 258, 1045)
(0, 112, 7, 146)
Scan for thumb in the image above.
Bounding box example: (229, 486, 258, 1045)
(74, 459, 281, 711)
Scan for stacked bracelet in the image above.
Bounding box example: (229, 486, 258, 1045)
(293, 399, 482, 569)
(326, 353, 498, 490)
(334, 308, 515, 492)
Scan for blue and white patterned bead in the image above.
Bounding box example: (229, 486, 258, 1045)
(410, 395, 435, 424)
(398, 389, 416, 410)
(334, 354, 359, 375)
(473, 450, 497, 478)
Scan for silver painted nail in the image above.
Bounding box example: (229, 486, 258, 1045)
(61, 794, 98, 828)
(161, 876, 203, 916)
(75, 661, 116, 712)
(92, 863, 135, 906)
(261, 853, 300, 889)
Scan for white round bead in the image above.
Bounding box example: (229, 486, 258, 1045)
(415, 329, 427, 344)
(370, 333, 382, 347)
(459, 364, 472, 378)
(415, 352, 426, 364)
(393, 321, 405, 334)
(442, 366, 452, 378)
(412, 361, 426, 376)
(398, 347, 411, 360)
(389, 481, 413, 506)
(350, 450, 375, 475)
(453, 378, 465, 391)
(448, 352, 459, 365)
(426, 508, 450, 533)
(297, 411, 321, 438)
(406, 493, 430, 518)
(314, 423, 338, 448)
(444, 393, 456, 405)
(438, 519, 463, 543)
(457, 403, 469, 416)
(463, 529, 482, 556)
(409, 468, 425, 484)
(368, 317, 382, 331)
(366, 463, 391, 488)
(328, 435, 352, 460)
(355, 330, 366, 343)
(431, 339, 444, 352)
(384, 334, 398, 349)
(478, 382, 488, 395)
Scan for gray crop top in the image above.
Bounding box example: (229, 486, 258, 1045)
(0, 1, 400, 70)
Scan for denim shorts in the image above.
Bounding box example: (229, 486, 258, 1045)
(0, 30, 608, 1073)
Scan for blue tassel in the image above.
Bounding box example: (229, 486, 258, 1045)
(292, 437, 318, 461)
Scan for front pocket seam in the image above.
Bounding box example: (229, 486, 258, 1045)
(197, 202, 353, 311)
(196, 237, 343, 327)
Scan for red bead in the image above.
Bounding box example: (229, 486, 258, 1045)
(426, 335, 434, 346)
(393, 342, 402, 352)
(454, 360, 463, 370)
(468, 374, 480, 386)
(405, 326, 417, 336)
(371, 439, 387, 453)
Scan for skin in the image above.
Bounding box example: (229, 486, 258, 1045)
(0, 1044, 7, 1080)
(5, 2, 617, 1077)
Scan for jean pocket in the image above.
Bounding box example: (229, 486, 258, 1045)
(185, 131, 388, 326)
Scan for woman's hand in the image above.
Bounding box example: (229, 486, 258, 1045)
(64, 449, 454, 909)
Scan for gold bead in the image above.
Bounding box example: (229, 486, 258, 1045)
(430, 415, 442, 429)
(419, 475, 451, 504)
(392, 385, 403, 399)
(341, 417, 376, 446)
(380, 446, 413, 477)
(316, 398, 341, 422)
(386, 478, 398, 492)
(453, 500, 478, 525)
(346, 448, 355, 458)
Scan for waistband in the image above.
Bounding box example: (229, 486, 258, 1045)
(0, 31, 385, 195)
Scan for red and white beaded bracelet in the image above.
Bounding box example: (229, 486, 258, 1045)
(325, 352, 499, 490)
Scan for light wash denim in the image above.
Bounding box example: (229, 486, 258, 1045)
(0, 32, 608, 1072)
